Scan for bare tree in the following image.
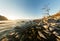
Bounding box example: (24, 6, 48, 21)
(42, 4, 50, 16)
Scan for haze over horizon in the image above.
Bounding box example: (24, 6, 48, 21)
(0, 0, 60, 19)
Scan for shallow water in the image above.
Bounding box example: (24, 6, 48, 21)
(0, 20, 33, 39)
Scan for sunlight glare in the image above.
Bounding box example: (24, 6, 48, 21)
(7, 16, 18, 20)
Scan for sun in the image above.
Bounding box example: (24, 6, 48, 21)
(7, 16, 18, 20)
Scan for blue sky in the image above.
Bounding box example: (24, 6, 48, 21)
(0, 0, 60, 19)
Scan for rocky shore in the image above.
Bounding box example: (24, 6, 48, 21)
(1, 13, 60, 41)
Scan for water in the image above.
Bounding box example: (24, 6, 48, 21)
(0, 21, 16, 38)
(0, 20, 34, 39)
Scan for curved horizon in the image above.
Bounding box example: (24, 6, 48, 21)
(0, 0, 60, 19)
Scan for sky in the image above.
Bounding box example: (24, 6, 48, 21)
(0, 0, 60, 20)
